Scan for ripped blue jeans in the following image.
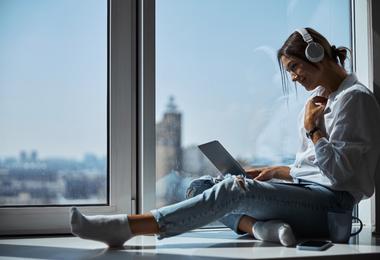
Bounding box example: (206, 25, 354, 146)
(150, 175, 355, 239)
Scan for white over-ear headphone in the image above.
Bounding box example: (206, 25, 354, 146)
(296, 28, 324, 63)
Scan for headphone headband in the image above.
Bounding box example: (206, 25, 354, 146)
(296, 28, 313, 43)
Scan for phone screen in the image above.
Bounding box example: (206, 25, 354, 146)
(299, 240, 330, 247)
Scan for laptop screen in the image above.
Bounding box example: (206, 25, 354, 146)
(198, 140, 246, 176)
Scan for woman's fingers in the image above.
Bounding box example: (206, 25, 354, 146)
(247, 167, 276, 181)
(312, 96, 328, 104)
(246, 167, 268, 179)
(307, 96, 327, 110)
(254, 173, 269, 181)
(253, 169, 272, 181)
(246, 170, 260, 178)
(305, 96, 327, 129)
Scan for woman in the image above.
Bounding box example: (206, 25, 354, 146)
(70, 28, 380, 247)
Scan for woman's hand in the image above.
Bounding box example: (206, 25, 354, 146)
(245, 166, 291, 181)
(304, 96, 328, 131)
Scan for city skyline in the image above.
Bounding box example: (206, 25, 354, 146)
(0, 149, 107, 206)
(0, 150, 106, 161)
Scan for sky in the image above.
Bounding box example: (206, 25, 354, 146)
(156, 0, 351, 162)
(0, 0, 107, 159)
(0, 0, 351, 162)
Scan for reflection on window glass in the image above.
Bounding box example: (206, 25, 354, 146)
(156, 0, 351, 208)
(0, 0, 108, 206)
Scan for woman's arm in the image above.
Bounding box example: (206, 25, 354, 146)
(245, 166, 293, 181)
(311, 91, 380, 188)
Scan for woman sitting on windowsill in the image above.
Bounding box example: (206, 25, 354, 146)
(70, 28, 380, 247)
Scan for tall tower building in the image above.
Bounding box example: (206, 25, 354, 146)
(156, 96, 182, 180)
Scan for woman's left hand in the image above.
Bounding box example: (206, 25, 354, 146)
(245, 166, 291, 181)
(304, 96, 328, 131)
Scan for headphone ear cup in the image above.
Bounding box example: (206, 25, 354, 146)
(305, 42, 324, 63)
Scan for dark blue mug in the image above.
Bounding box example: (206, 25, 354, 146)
(328, 210, 363, 243)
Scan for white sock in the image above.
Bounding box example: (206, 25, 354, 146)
(70, 207, 133, 247)
(253, 220, 296, 247)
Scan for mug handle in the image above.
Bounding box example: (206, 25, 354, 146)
(350, 216, 363, 237)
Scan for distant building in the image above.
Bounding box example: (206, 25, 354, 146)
(156, 96, 182, 180)
(20, 151, 27, 163)
(30, 150, 38, 162)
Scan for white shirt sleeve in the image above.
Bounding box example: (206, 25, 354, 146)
(314, 89, 380, 197)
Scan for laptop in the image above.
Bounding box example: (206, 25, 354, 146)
(198, 140, 247, 176)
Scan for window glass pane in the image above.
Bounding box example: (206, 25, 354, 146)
(0, 0, 108, 206)
(155, 0, 351, 208)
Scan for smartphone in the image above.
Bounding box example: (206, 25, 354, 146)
(296, 240, 333, 251)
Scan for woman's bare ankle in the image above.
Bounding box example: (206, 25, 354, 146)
(128, 213, 159, 235)
(237, 215, 257, 235)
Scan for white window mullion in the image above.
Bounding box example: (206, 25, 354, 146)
(352, 0, 375, 229)
(138, 0, 156, 213)
(109, 0, 137, 215)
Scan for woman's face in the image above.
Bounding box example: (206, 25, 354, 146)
(280, 55, 322, 91)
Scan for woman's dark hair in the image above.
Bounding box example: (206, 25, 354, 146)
(277, 27, 350, 95)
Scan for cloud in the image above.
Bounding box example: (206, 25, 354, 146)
(253, 45, 283, 86)
(253, 45, 278, 68)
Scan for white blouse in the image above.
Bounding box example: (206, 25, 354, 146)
(289, 74, 380, 203)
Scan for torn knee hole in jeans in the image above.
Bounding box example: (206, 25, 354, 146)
(232, 175, 248, 192)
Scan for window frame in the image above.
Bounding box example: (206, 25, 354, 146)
(352, 0, 376, 229)
(140, 0, 378, 229)
(0, 0, 137, 235)
(0, 0, 376, 236)
(371, 0, 380, 236)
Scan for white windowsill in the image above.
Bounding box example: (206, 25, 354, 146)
(1, 227, 380, 260)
